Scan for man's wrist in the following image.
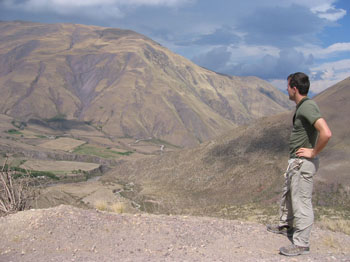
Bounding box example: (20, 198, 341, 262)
(311, 149, 317, 158)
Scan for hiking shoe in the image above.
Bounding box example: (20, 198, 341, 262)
(266, 224, 293, 237)
(279, 244, 310, 256)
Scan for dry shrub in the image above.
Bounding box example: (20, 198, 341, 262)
(94, 200, 109, 211)
(94, 200, 125, 214)
(110, 202, 125, 214)
(0, 157, 35, 216)
(318, 217, 350, 235)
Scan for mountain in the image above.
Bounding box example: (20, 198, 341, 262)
(311, 77, 350, 205)
(101, 77, 350, 216)
(0, 21, 292, 147)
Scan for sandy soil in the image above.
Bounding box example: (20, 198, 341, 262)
(1, 205, 350, 262)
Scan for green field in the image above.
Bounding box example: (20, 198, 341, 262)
(73, 144, 133, 158)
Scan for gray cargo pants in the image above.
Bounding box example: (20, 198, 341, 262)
(279, 157, 319, 247)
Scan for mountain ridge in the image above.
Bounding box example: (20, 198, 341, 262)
(0, 21, 292, 147)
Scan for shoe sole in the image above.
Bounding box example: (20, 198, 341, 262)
(280, 251, 310, 257)
(280, 250, 310, 256)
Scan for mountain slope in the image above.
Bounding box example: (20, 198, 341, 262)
(312, 77, 350, 204)
(0, 21, 292, 147)
(101, 77, 350, 215)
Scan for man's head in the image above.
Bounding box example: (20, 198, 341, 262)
(288, 72, 310, 95)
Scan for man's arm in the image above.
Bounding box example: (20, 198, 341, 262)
(296, 118, 332, 158)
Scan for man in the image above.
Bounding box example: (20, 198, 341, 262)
(267, 72, 332, 256)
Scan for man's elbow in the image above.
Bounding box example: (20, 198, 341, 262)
(324, 129, 332, 141)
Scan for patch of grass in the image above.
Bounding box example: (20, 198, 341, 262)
(3, 164, 59, 180)
(73, 144, 133, 158)
(94, 200, 126, 213)
(318, 218, 350, 235)
(315, 206, 350, 235)
(5, 159, 27, 168)
(94, 200, 109, 211)
(6, 129, 22, 135)
(110, 202, 125, 214)
(116, 151, 133, 156)
(35, 135, 47, 138)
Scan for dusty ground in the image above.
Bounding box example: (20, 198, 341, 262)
(0, 205, 350, 262)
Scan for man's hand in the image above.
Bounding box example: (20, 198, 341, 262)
(296, 147, 315, 158)
(296, 118, 332, 159)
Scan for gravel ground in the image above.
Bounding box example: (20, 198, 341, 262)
(0, 205, 349, 262)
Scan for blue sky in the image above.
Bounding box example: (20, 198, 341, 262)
(0, 0, 349, 94)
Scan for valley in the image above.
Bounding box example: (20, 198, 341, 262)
(0, 21, 349, 239)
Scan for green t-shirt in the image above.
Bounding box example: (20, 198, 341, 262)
(289, 97, 322, 158)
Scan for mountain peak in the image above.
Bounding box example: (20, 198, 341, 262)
(0, 21, 292, 147)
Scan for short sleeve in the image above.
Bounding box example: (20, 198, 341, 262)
(300, 100, 322, 125)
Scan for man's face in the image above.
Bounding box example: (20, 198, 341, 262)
(287, 79, 296, 101)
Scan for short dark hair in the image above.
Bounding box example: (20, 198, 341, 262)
(288, 72, 310, 95)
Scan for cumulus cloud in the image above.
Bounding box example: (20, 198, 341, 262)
(311, 59, 350, 87)
(311, 2, 347, 21)
(192, 46, 232, 72)
(3, 0, 193, 7)
(271, 59, 350, 94)
(233, 49, 313, 79)
(1, 0, 193, 19)
(193, 47, 314, 80)
(235, 4, 326, 47)
(302, 42, 350, 58)
(193, 26, 241, 46)
(296, 42, 350, 61)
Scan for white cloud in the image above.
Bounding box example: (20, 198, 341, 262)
(322, 42, 350, 55)
(117, 0, 194, 6)
(311, 59, 350, 72)
(313, 8, 346, 22)
(1, 0, 194, 19)
(264, 44, 350, 93)
(253, 0, 346, 19)
(269, 59, 350, 94)
(297, 42, 350, 60)
(3, 0, 193, 8)
(311, 72, 349, 93)
(310, 59, 350, 92)
(227, 44, 280, 60)
(310, 2, 347, 21)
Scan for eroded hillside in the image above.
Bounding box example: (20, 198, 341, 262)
(0, 21, 292, 147)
